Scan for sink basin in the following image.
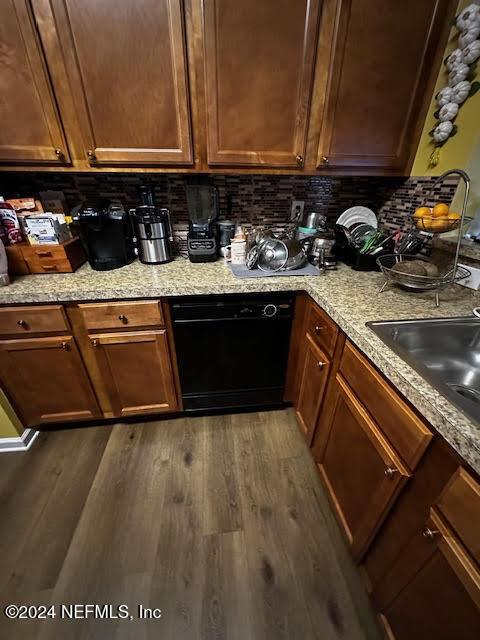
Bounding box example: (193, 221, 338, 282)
(367, 317, 480, 425)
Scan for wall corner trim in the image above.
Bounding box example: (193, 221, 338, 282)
(0, 429, 39, 453)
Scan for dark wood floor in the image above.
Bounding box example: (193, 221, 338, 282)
(0, 409, 382, 639)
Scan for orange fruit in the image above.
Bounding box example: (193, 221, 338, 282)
(432, 202, 449, 218)
(447, 212, 461, 220)
(414, 206, 431, 219)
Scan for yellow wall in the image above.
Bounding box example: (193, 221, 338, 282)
(0, 389, 23, 438)
(411, 0, 480, 178)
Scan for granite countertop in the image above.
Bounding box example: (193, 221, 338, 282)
(1, 258, 479, 473)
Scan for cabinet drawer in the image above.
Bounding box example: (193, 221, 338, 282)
(340, 341, 432, 469)
(21, 238, 86, 273)
(0, 305, 69, 336)
(25, 257, 75, 274)
(436, 468, 480, 565)
(305, 302, 339, 358)
(24, 244, 68, 260)
(79, 301, 164, 331)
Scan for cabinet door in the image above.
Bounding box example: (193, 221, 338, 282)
(47, 0, 192, 165)
(203, 0, 321, 167)
(0, 336, 100, 425)
(319, 375, 410, 559)
(317, 0, 455, 172)
(89, 331, 178, 417)
(0, 0, 69, 163)
(296, 333, 331, 438)
(378, 512, 480, 640)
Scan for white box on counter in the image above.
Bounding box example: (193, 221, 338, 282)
(23, 213, 72, 245)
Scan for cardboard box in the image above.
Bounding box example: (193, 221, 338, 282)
(23, 214, 72, 245)
(39, 190, 67, 215)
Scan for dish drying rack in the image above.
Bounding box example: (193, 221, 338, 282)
(377, 169, 472, 307)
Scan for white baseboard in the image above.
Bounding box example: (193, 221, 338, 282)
(0, 429, 39, 453)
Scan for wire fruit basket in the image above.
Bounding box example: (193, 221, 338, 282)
(377, 254, 470, 306)
(378, 169, 471, 307)
(413, 214, 472, 234)
(410, 169, 472, 235)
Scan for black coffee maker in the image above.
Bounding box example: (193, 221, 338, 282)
(73, 199, 135, 271)
(186, 182, 218, 262)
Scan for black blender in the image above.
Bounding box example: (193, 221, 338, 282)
(186, 182, 218, 262)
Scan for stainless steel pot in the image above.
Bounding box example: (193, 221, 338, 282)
(304, 212, 326, 229)
(283, 239, 307, 270)
(257, 239, 288, 272)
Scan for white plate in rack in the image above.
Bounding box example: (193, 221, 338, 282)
(336, 206, 378, 229)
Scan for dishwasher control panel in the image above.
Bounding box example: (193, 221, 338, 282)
(170, 293, 294, 321)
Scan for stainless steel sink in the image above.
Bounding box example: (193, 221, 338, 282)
(367, 317, 480, 425)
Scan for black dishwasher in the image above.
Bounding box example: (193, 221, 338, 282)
(170, 293, 294, 411)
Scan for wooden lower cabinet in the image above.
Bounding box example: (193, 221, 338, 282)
(319, 374, 410, 559)
(0, 335, 100, 425)
(362, 438, 459, 591)
(295, 333, 331, 437)
(88, 330, 178, 417)
(375, 510, 480, 640)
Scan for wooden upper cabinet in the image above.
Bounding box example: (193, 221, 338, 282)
(0, 0, 69, 164)
(317, 0, 455, 172)
(45, 0, 192, 165)
(202, 0, 321, 167)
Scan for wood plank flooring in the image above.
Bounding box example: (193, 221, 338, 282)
(0, 409, 383, 639)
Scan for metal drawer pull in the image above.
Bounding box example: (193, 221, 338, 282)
(17, 319, 28, 329)
(322, 155, 329, 165)
(422, 527, 439, 542)
(296, 154, 304, 167)
(37, 251, 53, 258)
(314, 324, 324, 333)
(317, 361, 325, 369)
(61, 341, 68, 350)
(91, 339, 99, 348)
(118, 314, 128, 324)
(384, 466, 398, 478)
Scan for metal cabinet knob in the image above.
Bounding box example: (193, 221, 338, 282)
(17, 319, 28, 329)
(322, 155, 329, 165)
(317, 361, 325, 370)
(118, 314, 128, 324)
(296, 154, 304, 167)
(55, 148, 65, 161)
(61, 341, 68, 350)
(422, 527, 439, 542)
(314, 324, 324, 333)
(86, 149, 97, 163)
(384, 466, 398, 479)
(91, 339, 99, 348)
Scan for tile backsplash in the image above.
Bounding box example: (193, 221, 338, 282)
(0, 172, 458, 234)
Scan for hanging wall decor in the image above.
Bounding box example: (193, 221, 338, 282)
(429, 2, 480, 166)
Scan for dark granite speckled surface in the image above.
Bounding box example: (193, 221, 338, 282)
(1, 258, 479, 473)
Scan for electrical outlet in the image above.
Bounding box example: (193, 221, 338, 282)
(290, 200, 305, 222)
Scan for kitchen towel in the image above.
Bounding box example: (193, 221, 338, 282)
(229, 263, 322, 278)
